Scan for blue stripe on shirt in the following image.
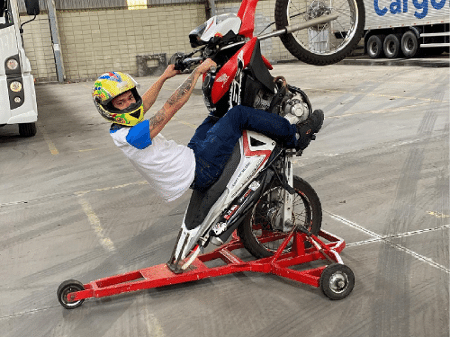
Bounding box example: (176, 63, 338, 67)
(125, 120, 152, 149)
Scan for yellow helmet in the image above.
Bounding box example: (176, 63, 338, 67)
(92, 72, 144, 126)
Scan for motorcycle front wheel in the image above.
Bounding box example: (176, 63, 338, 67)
(237, 176, 322, 259)
(275, 0, 365, 65)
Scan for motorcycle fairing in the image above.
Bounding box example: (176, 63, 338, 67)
(204, 39, 274, 117)
(211, 37, 258, 105)
(188, 0, 257, 46)
(201, 14, 242, 44)
(189, 13, 242, 48)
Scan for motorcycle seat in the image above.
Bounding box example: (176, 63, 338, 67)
(184, 143, 241, 230)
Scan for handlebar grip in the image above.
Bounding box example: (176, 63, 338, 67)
(174, 61, 185, 71)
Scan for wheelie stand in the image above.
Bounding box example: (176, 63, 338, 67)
(57, 228, 355, 309)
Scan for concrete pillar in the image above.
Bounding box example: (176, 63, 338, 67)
(46, 0, 65, 83)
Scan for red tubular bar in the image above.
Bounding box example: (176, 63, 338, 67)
(68, 230, 345, 303)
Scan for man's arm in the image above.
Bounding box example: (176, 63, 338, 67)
(141, 65, 179, 113)
(148, 59, 216, 140)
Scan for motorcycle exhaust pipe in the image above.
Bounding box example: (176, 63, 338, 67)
(259, 14, 339, 41)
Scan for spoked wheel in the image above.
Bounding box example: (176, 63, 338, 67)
(57, 279, 85, 309)
(320, 263, 355, 300)
(275, 0, 365, 65)
(238, 176, 322, 258)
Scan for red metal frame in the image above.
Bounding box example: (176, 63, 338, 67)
(65, 229, 345, 305)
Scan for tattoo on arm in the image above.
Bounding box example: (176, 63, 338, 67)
(167, 73, 195, 106)
(149, 107, 166, 130)
(148, 71, 199, 137)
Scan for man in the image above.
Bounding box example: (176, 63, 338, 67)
(92, 60, 323, 202)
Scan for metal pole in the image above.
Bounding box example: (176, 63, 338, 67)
(208, 0, 216, 17)
(46, 0, 65, 83)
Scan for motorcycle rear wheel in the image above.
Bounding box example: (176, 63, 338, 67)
(238, 176, 322, 259)
(275, 0, 365, 65)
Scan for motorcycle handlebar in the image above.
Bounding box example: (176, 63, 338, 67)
(174, 56, 205, 71)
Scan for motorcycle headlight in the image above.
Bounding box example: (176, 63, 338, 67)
(189, 22, 207, 48)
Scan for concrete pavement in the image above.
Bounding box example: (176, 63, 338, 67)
(0, 61, 448, 337)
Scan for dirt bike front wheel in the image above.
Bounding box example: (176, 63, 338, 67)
(237, 176, 322, 259)
(275, 0, 365, 65)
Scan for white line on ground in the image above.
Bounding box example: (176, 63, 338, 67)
(326, 211, 450, 274)
(78, 196, 116, 253)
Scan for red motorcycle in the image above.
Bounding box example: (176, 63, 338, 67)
(166, 0, 365, 271)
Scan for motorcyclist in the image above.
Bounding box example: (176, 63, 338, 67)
(92, 59, 323, 202)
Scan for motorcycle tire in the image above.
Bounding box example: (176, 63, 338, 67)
(237, 175, 322, 259)
(274, 0, 365, 65)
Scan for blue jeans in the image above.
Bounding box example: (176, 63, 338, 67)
(187, 105, 297, 191)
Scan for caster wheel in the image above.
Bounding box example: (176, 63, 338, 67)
(57, 279, 85, 309)
(320, 263, 355, 300)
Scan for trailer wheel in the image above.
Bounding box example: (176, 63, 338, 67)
(367, 35, 384, 58)
(18, 122, 37, 137)
(383, 34, 401, 59)
(57, 279, 85, 309)
(320, 263, 355, 300)
(401, 31, 419, 58)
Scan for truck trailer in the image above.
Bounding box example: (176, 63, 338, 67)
(363, 0, 449, 58)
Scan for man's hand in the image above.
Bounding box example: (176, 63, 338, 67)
(162, 64, 180, 79)
(196, 59, 217, 75)
(142, 64, 179, 112)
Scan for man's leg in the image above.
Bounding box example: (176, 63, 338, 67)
(189, 106, 298, 191)
(187, 115, 217, 154)
(225, 105, 299, 147)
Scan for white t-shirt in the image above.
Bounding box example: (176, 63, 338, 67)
(110, 120, 196, 202)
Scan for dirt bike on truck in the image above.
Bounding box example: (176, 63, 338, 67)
(56, 0, 365, 309)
